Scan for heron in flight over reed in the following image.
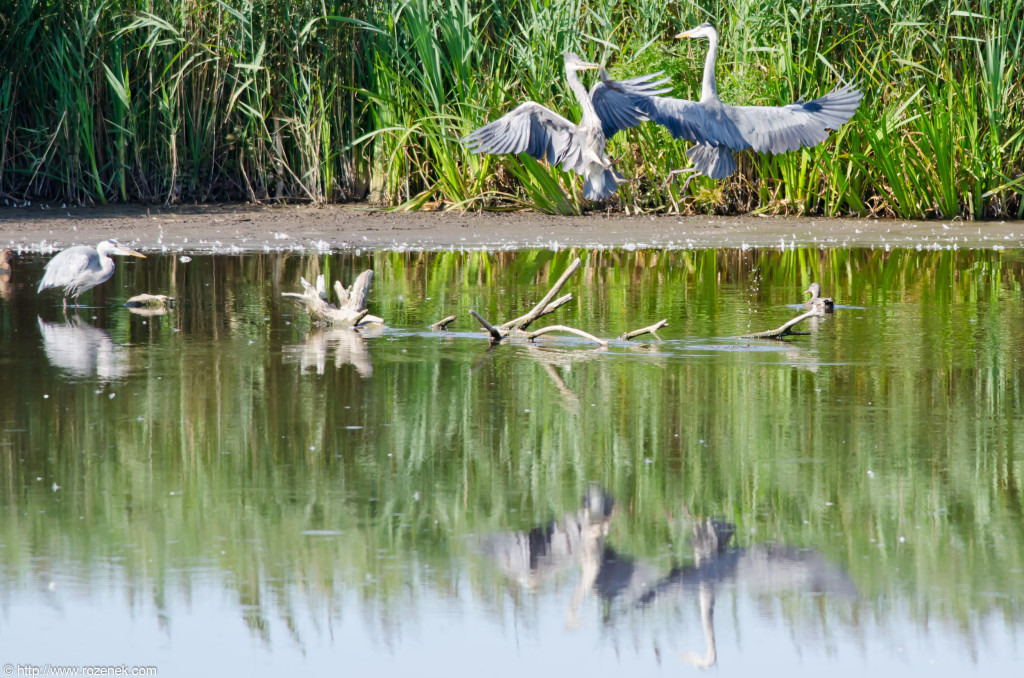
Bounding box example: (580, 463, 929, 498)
(634, 23, 862, 186)
(38, 239, 146, 307)
(462, 52, 669, 201)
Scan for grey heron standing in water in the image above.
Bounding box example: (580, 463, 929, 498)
(632, 23, 862, 188)
(38, 239, 146, 308)
(461, 52, 669, 201)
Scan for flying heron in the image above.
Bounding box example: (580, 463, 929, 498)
(633, 23, 862, 188)
(37, 239, 146, 307)
(461, 52, 669, 201)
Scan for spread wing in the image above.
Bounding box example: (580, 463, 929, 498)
(635, 95, 749, 150)
(637, 83, 862, 153)
(726, 83, 863, 153)
(590, 70, 671, 140)
(461, 102, 589, 174)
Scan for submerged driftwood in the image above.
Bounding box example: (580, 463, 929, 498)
(284, 327, 374, 378)
(618, 318, 668, 341)
(124, 293, 174, 309)
(740, 307, 824, 339)
(283, 271, 383, 326)
(468, 257, 666, 347)
(429, 315, 458, 331)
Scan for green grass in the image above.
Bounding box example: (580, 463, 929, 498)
(0, 0, 1021, 217)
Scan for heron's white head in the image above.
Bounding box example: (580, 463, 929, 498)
(562, 52, 599, 73)
(676, 22, 717, 40)
(99, 239, 146, 259)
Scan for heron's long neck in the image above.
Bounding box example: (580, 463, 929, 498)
(567, 69, 599, 127)
(98, 252, 116, 281)
(700, 31, 719, 102)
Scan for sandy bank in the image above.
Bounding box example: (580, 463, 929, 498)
(2, 204, 1022, 253)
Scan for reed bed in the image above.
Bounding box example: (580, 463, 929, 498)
(1, 0, 1021, 218)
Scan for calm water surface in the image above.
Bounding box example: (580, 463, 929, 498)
(1, 247, 1022, 676)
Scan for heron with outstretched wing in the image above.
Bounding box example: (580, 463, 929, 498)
(462, 53, 670, 201)
(632, 23, 862, 187)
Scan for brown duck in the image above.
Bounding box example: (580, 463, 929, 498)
(804, 282, 834, 313)
(0, 248, 17, 300)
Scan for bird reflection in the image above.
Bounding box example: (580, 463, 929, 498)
(37, 317, 131, 380)
(482, 487, 612, 628)
(481, 490, 856, 669)
(284, 327, 373, 378)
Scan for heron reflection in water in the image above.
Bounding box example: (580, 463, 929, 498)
(37, 317, 131, 381)
(37, 239, 146, 308)
(481, 489, 856, 668)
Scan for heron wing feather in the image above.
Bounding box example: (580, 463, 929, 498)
(637, 83, 862, 154)
(590, 70, 671, 139)
(724, 84, 863, 154)
(462, 102, 588, 174)
(635, 96, 748, 149)
(37, 246, 100, 294)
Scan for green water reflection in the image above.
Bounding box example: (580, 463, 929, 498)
(0, 247, 1022, 671)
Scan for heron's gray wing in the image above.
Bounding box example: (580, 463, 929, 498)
(461, 102, 587, 174)
(37, 246, 97, 293)
(685, 142, 737, 179)
(725, 84, 863, 154)
(634, 96, 751, 150)
(590, 69, 671, 140)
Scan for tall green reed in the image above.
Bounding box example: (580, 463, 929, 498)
(0, 0, 1020, 218)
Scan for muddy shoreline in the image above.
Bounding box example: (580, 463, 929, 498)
(2, 203, 1022, 253)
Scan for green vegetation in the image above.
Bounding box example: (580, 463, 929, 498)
(1, 1, 1022, 217)
(2, 0, 1024, 218)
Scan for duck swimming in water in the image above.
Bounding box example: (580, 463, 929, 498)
(804, 282, 834, 313)
(0, 248, 14, 277)
(0, 248, 17, 300)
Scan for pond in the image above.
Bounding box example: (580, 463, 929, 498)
(1, 247, 1022, 675)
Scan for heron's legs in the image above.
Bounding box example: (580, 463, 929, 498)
(663, 167, 700, 194)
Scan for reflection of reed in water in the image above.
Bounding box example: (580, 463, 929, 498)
(283, 327, 373, 378)
(37, 317, 131, 380)
(482, 491, 856, 669)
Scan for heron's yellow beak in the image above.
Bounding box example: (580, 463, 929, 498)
(675, 28, 697, 39)
(119, 247, 146, 259)
(579, 62, 599, 71)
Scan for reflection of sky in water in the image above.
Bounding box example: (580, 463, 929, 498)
(2, 248, 1023, 675)
(4, 578, 1018, 676)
